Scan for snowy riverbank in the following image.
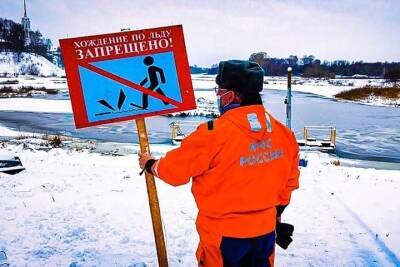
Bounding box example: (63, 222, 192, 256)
(193, 74, 400, 108)
(0, 52, 64, 78)
(0, 129, 399, 266)
(0, 75, 395, 116)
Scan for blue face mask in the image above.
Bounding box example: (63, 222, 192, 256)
(217, 95, 223, 114)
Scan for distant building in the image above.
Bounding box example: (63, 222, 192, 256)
(21, 0, 31, 47)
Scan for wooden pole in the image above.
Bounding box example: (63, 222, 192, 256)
(135, 117, 169, 267)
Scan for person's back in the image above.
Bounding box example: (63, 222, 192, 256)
(139, 60, 300, 266)
(189, 105, 299, 237)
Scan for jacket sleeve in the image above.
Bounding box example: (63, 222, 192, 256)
(278, 132, 300, 205)
(156, 123, 216, 186)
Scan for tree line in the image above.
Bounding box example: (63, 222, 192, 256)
(191, 52, 400, 81)
(0, 18, 52, 61)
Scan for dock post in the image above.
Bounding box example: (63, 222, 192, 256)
(286, 67, 292, 129)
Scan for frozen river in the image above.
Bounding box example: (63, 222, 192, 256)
(0, 89, 399, 163)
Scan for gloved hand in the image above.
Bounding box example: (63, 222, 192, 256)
(275, 205, 294, 249)
(276, 222, 294, 249)
(138, 152, 155, 175)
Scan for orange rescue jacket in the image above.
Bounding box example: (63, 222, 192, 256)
(157, 104, 300, 238)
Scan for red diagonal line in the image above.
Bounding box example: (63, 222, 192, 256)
(79, 62, 182, 107)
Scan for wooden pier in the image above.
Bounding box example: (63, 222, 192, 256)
(297, 126, 337, 152)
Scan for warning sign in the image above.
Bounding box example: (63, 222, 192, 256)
(59, 25, 196, 128)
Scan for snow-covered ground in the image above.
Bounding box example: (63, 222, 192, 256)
(0, 52, 64, 77)
(339, 94, 400, 108)
(265, 76, 383, 99)
(0, 98, 72, 113)
(0, 135, 399, 266)
(191, 74, 385, 97)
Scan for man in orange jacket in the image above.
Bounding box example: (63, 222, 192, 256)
(139, 60, 300, 266)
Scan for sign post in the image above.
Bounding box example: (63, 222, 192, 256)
(60, 25, 196, 266)
(136, 117, 168, 267)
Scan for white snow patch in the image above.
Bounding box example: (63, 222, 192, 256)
(0, 52, 64, 77)
(191, 74, 399, 108)
(356, 95, 400, 107)
(0, 98, 72, 113)
(0, 123, 21, 137)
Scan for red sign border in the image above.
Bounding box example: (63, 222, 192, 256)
(59, 25, 196, 129)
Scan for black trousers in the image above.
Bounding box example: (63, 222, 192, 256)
(220, 231, 275, 267)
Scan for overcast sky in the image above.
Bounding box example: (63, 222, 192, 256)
(2, 0, 400, 66)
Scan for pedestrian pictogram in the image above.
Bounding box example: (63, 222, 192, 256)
(60, 25, 195, 129)
(140, 56, 169, 109)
